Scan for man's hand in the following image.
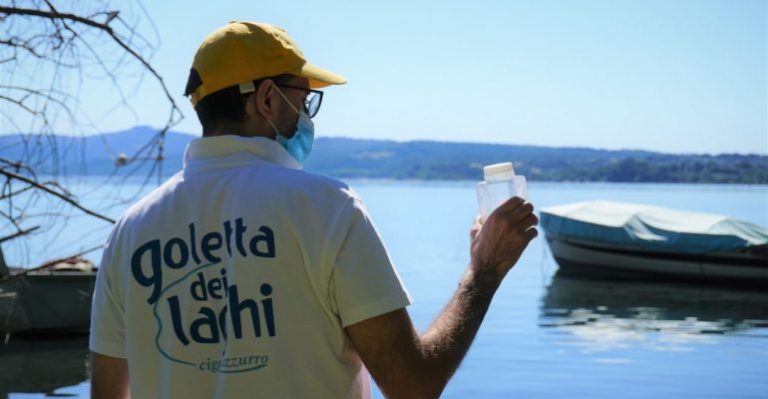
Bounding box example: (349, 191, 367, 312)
(470, 196, 538, 282)
(347, 197, 538, 398)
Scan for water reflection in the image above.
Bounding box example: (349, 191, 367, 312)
(539, 271, 768, 352)
(0, 335, 89, 398)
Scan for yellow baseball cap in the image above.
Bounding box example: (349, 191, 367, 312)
(184, 21, 347, 106)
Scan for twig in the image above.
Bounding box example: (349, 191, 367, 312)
(0, 169, 115, 224)
(0, 226, 40, 244)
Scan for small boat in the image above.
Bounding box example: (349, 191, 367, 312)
(540, 201, 768, 287)
(1, 247, 96, 335)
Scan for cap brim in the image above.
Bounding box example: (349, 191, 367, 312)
(299, 63, 348, 88)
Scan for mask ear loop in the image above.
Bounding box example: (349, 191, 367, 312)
(239, 81, 295, 139)
(272, 84, 301, 115)
(267, 119, 282, 138)
(270, 84, 304, 140)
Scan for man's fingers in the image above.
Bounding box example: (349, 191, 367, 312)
(511, 202, 535, 222)
(490, 196, 524, 217)
(490, 197, 528, 218)
(519, 213, 539, 229)
(474, 215, 483, 226)
(500, 196, 525, 210)
(495, 201, 534, 225)
(470, 215, 483, 240)
(525, 226, 538, 241)
(518, 227, 538, 246)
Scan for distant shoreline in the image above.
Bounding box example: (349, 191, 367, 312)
(3, 127, 767, 184)
(37, 173, 768, 188)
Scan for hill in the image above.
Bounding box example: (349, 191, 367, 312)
(1, 127, 766, 183)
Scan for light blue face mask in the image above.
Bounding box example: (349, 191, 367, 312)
(268, 87, 315, 165)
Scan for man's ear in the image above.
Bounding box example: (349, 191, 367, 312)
(248, 79, 277, 120)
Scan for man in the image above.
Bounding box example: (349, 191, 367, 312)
(90, 21, 538, 398)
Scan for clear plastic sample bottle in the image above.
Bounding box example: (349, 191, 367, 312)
(476, 162, 528, 220)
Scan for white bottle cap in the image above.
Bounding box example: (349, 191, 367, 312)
(483, 162, 515, 180)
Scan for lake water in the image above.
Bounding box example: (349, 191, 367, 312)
(1, 180, 767, 398)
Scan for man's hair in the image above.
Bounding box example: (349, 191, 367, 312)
(193, 74, 293, 136)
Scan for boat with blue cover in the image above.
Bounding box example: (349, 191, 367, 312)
(540, 201, 768, 286)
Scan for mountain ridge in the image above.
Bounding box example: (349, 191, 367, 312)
(1, 126, 766, 183)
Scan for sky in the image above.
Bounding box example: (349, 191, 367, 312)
(4, 0, 767, 154)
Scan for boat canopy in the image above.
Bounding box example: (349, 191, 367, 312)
(540, 201, 768, 254)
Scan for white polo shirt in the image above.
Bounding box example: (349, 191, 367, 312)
(90, 135, 412, 398)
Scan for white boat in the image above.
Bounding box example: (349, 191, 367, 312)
(540, 201, 768, 287)
(1, 248, 96, 334)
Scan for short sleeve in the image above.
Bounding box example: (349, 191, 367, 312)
(330, 194, 412, 327)
(89, 230, 128, 358)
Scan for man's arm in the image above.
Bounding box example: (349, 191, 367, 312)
(346, 197, 538, 398)
(90, 351, 130, 399)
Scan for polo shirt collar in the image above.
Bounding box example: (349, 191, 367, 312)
(184, 135, 302, 170)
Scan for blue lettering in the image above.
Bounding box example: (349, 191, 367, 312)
(131, 240, 162, 304)
(128, 219, 277, 305)
(188, 223, 201, 264)
(202, 232, 222, 263)
(221, 268, 229, 292)
(235, 218, 248, 257)
(209, 278, 223, 299)
(164, 283, 275, 345)
(260, 283, 275, 337)
(223, 220, 234, 257)
(228, 284, 261, 339)
(190, 307, 220, 343)
(190, 272, 208, 301)
(164, 238, 189, 269)
(167, 295, 190, 345)
(249, 226, 275, 258)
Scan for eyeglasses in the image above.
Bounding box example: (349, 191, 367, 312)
(276, 84, 324, 118)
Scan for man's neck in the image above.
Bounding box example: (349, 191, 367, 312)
(203, 122, 275, 139)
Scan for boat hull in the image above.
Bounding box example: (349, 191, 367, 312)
(0, 272, 96, 333)
(547, 235, 768, 287)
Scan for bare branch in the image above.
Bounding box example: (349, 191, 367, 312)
(0, 168, 115, 224)
(0, 226, 40, 244)
(0, 5, 115, 32)
(0, 1, 182, 265)
(17, 2, 183, 128)
(0, 185, 34, 200)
